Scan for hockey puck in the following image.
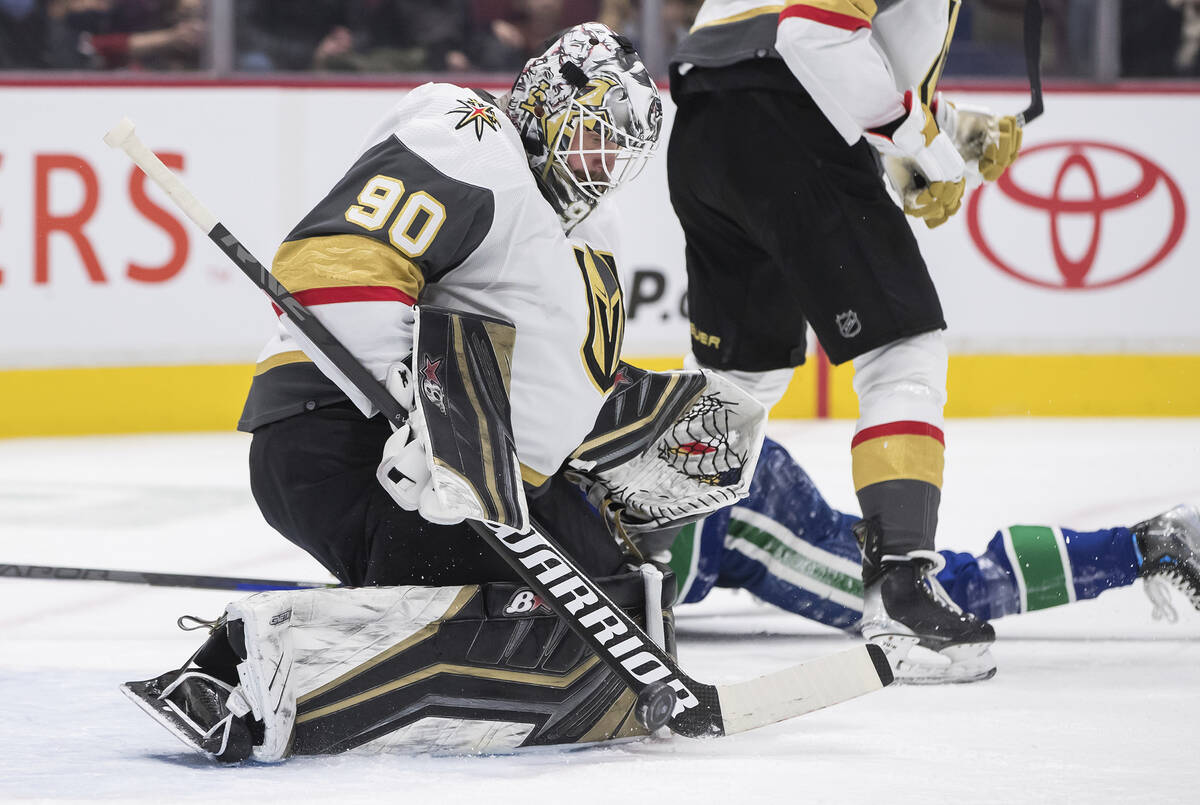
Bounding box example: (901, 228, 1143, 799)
(634, 680, 676, 732)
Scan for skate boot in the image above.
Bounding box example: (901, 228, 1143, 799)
(855, 520, 996, 685)
(121, 619, 256, 763)
(1135, 504, 1200, 621)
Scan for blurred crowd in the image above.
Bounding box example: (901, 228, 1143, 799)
(229, 0, 683, 73)
(0, 0, 205, 70)
(0, 0, 1194, 78)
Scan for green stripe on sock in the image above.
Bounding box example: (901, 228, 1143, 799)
(667, 523, 697, 603)
(1008, 525, 1071, 610)
(727, 519, 864, 597)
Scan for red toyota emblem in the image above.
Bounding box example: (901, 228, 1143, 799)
(967, 141, 1186, 290)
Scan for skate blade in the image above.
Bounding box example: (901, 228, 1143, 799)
(868, 635, 997, 685)
(121, 678, 236, 760)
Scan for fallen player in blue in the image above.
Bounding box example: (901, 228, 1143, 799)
(663, 438, 1200, 683)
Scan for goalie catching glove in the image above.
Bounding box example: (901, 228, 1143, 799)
(567, 367, 768, 550)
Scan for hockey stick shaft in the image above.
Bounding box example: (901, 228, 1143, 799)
(0, 562, 334, 592)
(104, 118, 890, 738)
(1017, 0, 1045, 126)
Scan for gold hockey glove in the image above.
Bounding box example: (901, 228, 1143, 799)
(864, 89, 966, 186)
(979, 114, 1023, 181)
(935, 93, 1024, 182)
(883, 156, 966, 229)
(906, 179, 965, 230)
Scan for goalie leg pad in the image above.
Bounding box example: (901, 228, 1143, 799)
(286, 570, 677, 756)
(125, 569, 677, 760)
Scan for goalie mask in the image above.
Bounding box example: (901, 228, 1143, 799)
(505, 22, 662, 232)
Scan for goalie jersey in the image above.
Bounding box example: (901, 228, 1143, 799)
(238, 83, 625, 486)
(674, 0, 961, 144)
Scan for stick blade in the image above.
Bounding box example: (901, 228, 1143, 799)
(103, 117, 137, 149)
(715, 643, 893, 736)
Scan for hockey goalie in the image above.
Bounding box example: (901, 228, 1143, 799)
(123, 319, 765, 762)
(121, 24, 772, 762)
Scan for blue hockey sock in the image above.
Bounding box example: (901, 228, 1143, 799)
(666, 438, 866, 630)
(936, 525, 1140, 620)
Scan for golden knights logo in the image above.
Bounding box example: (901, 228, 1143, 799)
(573, 244, 624, 392)
(446, 97, 501, 141)
(574, 77, 620, 128)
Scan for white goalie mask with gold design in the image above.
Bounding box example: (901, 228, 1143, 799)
(505, 22, 662, 231)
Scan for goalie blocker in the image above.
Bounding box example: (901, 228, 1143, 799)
(122, 568, 678, 762)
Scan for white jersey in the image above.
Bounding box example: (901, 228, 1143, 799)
(776, 0, 960, 143)
(240, 83, 625, 485)
(674, 0, 959, 145)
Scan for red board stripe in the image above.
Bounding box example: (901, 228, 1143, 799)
(852, 420, 945, 447)
(815, 344, 830, 419)
(272, 286, 416, 316)
(779, 4, 872, 32)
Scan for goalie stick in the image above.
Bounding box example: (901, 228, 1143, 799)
(103, 117, 892, 739)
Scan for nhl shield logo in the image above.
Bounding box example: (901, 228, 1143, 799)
(836, 310, 861, 338)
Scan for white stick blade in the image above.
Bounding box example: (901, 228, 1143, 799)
(716, 644, 890, 735)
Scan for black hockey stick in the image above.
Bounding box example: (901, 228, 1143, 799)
(103, 118, 891, 739)
(1017, 0, 1045, 126)
(0, 562, 334, 592)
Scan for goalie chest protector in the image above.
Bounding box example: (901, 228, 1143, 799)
(241, 82, 628, 484)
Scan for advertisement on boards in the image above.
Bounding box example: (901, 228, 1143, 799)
(0, 83, 1196, 430)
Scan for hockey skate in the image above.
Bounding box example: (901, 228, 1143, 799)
(855, 521, 997, 685)
(121, 620, 256, 763)
(1135, 504, 1200, 620)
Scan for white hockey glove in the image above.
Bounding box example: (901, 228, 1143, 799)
(376, 361, 466, 526)
(865, 89, 966, 230)
(934, 92, 1023, 182)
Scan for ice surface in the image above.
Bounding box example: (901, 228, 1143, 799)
(1, 419, 1198, 803)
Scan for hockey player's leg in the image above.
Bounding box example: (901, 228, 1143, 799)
(936, 525, 1139, 620)
(709, 438, 865, 629)
(248, 401, 623, 588)
(651, 431, 866, 627)
(944, 505, 1199, 622)
(673, 432, 1144, 631)
(124, 570, 677, 761)
(851, 332, 996, 684)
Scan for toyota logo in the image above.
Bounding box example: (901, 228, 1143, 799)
(967, 141, 1186, 290)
